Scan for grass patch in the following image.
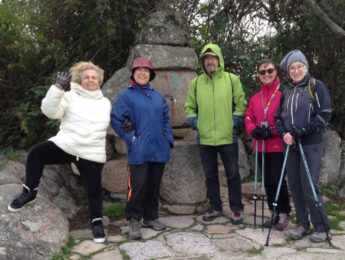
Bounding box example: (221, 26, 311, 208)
(325, 201, 340, 213)
(0, 161, 7, 170)
(50, 236, 77, 260)
(59, 206, 71, 214)
(120, 249, 130, 260)
(103, 203, 125, 218)
(249, 246, 264, 255)
(329, 218, 343, 230)
(242, 174, 256, 183)
(321, 187, 333, 196)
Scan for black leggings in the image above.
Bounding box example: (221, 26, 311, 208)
(258, 152, 291, 214)
(25, 141, 104, 221)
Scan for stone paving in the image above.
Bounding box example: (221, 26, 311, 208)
(68, 196, 345, 260)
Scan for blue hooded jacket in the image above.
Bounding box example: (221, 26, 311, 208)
(111, 83, 174, 165)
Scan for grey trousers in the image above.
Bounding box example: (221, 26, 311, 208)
(285, 142, 330, 232)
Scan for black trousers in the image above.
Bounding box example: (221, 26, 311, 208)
(285, 142, 329, 232)
(199, 143, 244, 212)
(257, 152, 291, 214)
(25, 141, 104, 221)
(126, 162, 165, 221)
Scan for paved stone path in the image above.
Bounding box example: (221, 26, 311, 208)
(68, 195, 345, 260)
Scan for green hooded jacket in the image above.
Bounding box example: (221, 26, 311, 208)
(184, 43, 247, 145)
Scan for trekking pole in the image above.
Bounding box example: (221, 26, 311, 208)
(253, 140, 258, 228)
(298, 140, 333, 247)
(261, 139, 265, 232)
(265, 145, 290, 246)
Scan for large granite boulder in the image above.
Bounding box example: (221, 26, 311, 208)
(102, 67, 131, 105)
(151, 71, 197, 127)
(0, 158, 80, 218)
(0, 184, 69, 260)
(126, 44, 198, 70)
(134, 11, 190, 46)
(160, 141, 206, 206)
(320, 129, 342, 187)
(101, 156, 128, 195)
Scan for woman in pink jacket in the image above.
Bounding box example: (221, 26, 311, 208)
(245, 59, 291, 230)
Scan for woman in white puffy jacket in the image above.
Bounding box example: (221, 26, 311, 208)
(7, 61, 111, 243)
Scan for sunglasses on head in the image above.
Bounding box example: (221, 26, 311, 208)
(258, 68, 275, 75)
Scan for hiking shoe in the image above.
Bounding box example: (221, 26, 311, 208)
(143, 219, 166, 231)
(288, 222, 310, 240)
(275, 213, 290, 231)
(310, 232, 330, 243)
(91, 218, 105, 243)
(231, 211, 243, 225)
(8, 184, 37, 212)
(263, 214, 279, 228)
(202, 209, 222, 221)
(128, 218, 142, 240)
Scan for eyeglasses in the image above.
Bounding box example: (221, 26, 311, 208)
(289, 64, 305, 72)
(258, 69, 275, 75)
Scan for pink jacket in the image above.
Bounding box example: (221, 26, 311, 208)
(245, 76, 283, 152)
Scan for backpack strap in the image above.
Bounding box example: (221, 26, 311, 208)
(308, 77, 316, 102)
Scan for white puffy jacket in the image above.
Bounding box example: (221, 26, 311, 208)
(41, 82, 111, 163)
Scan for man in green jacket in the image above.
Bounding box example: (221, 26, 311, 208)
(184, 43, 247, 224)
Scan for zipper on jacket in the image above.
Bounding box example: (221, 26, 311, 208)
(212, 78, 217, 145)
(286, 94, 291, 114)
(308, 103, 313, 123)
(290, 87, 297, 125)
(295, 92, 300, 113)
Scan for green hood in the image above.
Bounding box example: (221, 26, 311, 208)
(200, 43, 224, 75)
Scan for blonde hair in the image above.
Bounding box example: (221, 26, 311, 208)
(69, 61, 104, 85)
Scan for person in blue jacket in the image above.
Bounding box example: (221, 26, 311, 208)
(111, 57, 174, 240)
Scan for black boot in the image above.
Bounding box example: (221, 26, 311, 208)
(8, 184, 38, 212)
(91, 218, 106, 243)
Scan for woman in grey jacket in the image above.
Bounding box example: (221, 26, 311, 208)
(8, 61, 111, 243)
(275, 50, 332, 243)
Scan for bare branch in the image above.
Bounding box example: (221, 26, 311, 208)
(304, 0, 345, 37)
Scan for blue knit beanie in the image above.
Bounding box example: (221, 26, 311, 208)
(280, 50, 309, 72)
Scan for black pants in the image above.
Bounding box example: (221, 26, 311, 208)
(199, 144, 244, 212)
(258, 152, 291, 214)
(126, 162, 165, 221)
(285, 142, 329, 232)
(25, 141, 104, 221)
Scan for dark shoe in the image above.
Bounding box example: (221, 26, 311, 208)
(129, 218, 141, 240)
(143, 219, 166, 231)
(288, 222, 310, 240)
(91, 218, 105, 243)
(263, 214, 279, 228)
(202, 209, 222, 221)
(275, 213, 290, 231)
(8, 184, 37, 212)
(310, 232, 330, 243)
(231, 211, 243, 225)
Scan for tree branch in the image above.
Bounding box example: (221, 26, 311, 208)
(304, 0, 345, 37)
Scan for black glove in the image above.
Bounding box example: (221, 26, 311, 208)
(122, 118, 134, 132)
(290, 125, 306, 140)
(251, 127, 262, 140)
(261, 125, 274, 140)
(56, 72, 72, 91)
